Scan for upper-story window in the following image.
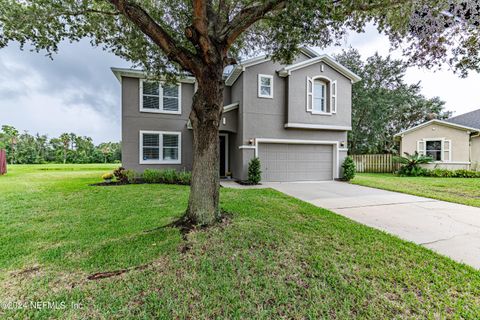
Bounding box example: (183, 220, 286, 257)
(307, 76, 337, 115)
(313, 79, 326, 112)
(140, 80, 181, 114)
(258, 74, 273, 99)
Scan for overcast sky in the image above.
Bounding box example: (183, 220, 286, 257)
(1, 25, 479, 144)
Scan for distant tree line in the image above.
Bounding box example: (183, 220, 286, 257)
(0, 125, 121, 164)
(334, 49, 452, 155)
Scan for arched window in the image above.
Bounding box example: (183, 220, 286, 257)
(313, 79, 326, 112)
(306, 76, 337, 114)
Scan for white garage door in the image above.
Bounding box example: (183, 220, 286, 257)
(258, 143, 334, 182)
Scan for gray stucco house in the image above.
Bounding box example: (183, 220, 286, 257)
(112, 47, 361, 182)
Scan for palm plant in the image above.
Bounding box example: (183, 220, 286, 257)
(394, 152, 433, 176)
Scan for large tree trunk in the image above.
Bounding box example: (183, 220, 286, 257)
(186, 65, 225, 225)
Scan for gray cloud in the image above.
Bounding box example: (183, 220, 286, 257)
(0, 39, 130, 143)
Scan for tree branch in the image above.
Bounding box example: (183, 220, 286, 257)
(193, 0, 209, 35)
(221, 0, 287, 48)
(191, 0, 213, 60)
(60, 9, 120, 16)
(222, 0, 413, 49)
(107, 0, 198, 73)
(187, 0, 221, 64)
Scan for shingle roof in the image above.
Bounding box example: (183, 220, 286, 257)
(445, 108, 480, 130)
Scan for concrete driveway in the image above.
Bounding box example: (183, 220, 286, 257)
(266, 181, 480, 269)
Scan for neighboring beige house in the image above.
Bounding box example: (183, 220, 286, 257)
(395, 109, 480, 170)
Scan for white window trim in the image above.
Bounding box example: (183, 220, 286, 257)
(258, 74, 273, 99)
(331, 80, 337, 114)
(139, 130, 182, 164)
(139, 79, 182, 114)
(306, 76, 335, 115)
(418, 137, 452, 163)
(312, 79, 327, 113)
(219, 133, 229, 175)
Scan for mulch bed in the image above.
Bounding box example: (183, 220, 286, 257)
(89, 178, 189, 187)
(89, 181, 130, 186)
(236, 180, 261, 186)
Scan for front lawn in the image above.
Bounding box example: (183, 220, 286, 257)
(1, 165, 479, 318)
(352, 173, 480, 207)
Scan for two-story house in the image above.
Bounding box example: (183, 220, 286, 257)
(112, 47, 361, 182)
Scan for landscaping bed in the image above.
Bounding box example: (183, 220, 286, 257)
(1, 165, 479, 318)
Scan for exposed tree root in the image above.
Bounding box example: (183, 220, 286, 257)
(15, 265, 40, 276)
(87, 264, 149, 281)
(88, 212, 232, 281)
(144, 210, 232, 239)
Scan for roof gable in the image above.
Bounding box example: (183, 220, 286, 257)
(395, 119, 479, 138)
(277, 55, 361, 83)
(225, 47, 320, 86)
(110, 67, 196, 83)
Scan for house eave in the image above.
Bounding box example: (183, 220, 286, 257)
(225, 47, 321, 87)
(284, 123, 352, 131)
(277, 55, 362, 83)
(110, 67, 196, 83)
(394, 119, 480, 138)
(223, 102, 239, 113)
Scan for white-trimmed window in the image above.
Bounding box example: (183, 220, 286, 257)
(417, 138, 451, 162)
(426, 140, 442, 161)
(140, 131, 181, 164)
(140, 80, 181, 114)
(258, 74, 273, 98)
(313, 79, 327, 112)
(307, 76, 337, 115)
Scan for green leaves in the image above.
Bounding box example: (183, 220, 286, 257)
(248, 157, 262, 184)
(394, 151, 433, 176)
(1, 0, 478, 78)
(342, 156, 356, 181)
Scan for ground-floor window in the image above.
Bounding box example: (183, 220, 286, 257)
(426, 140, 442, 161)
(140, 131, 181, 164)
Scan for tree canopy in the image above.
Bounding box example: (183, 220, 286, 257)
(1, 1, 479, 77)
(0, 125, 121, 164)
(335, 49, 451, 155)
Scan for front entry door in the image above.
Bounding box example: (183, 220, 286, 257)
(219, 134, 227, 177)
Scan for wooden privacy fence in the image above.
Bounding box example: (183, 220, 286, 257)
(0, 149, 6, 175)
(351, 154, 399, 173)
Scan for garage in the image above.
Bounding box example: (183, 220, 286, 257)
(258, 143, 334, 181)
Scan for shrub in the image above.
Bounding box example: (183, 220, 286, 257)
(177, 170, 192, 185)
(142, 169, 192, 185)
(394, 152, 432, 176)
(113, 166, 129, 183)
(162, 169, 177, 184)
(102, 173, 114, 181)
(342, 156, 356, 181)
(248, 157, 262, 184)
(423, 168, 480, 178)
(124, 169, 137, 184)
(143, 169, 163, 184)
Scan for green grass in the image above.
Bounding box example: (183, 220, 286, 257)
(1, 165, 479, 319)
(352, 173, 480, 207)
